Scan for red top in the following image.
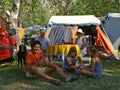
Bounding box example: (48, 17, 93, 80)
(25, 50, 43, 67)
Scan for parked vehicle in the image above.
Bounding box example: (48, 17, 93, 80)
(0, 15, 16, 62)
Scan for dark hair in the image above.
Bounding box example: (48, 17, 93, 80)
(68, 47, 77, 56)
(118, 45, 120, 52)
(39, 27, 45, 31)
(31, 40, 41, 49)
(89, 45, 99, 57)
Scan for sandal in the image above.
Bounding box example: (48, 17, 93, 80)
(71, 76, 79, 81)
(65, 76, 79, 82)
(52, 79, 61, 85)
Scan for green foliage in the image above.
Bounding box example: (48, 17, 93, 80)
(0, 0, 12, 18)
(1, 60, 120, 90)
(0, 0, 119, 28)
(68, 0, 118, 16)
(19, 0, 51, 27)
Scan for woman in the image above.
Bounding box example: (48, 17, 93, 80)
(78, 45, 102, 78)
(75, 28, 87, 56)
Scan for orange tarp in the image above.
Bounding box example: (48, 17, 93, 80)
(18, 28, 25, 40)
(70, 26, 78, 43)
(45, 25, 118, 59)
(95, 26, 118, 59)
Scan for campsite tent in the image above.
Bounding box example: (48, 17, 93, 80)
(45, 15, 119, 59)
(104, 13, 120, 50)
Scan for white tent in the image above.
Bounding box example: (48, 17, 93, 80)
(47, 15, 101, 45)
(104, 13, 120, 50)
(48, 15, 101, 25)
(46, 15, 119, 59)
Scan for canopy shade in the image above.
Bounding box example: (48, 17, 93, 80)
(25, 25, 41, 31)
(48, 15, 101, 26)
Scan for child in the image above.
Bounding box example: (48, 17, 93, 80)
(78, 45, 102, 78)
(64, 47, 83, 71)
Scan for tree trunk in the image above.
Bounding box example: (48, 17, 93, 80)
(6, 0, 21, 46)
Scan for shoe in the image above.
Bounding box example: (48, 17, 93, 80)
(52, 79, 61, 85)
(70, 76, 79, 82)
(65, 76, 79, 82)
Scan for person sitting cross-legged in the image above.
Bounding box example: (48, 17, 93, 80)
(25, 40, 77, 85)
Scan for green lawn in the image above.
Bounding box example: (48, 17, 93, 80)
(0, 60, 120, 90)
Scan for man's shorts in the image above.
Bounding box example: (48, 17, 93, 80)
(26, 67, 46, 78)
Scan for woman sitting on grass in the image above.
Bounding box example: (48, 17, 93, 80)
(25, 40, 76, 85)
(78, 45, 102, 78)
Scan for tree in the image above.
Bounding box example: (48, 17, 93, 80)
(0, 0, 119, 28)
(18, 0, 51, 27)
(48, 0, 118, 16)
(117, 0, 120, 12)
(5, 0, 21, 46)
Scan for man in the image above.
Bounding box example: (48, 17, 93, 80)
(25, 40, 77, 85)
(35, 28, 50, 54)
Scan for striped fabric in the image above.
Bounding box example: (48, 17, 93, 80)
(48, 26, 73, 45)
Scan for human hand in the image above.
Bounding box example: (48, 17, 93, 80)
(79, 66, 84, 69)
(74, 66, 79, 70)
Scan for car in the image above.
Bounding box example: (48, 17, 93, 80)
(0, 15, 16, 63)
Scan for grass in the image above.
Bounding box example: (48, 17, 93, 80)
(0, 59, 120, 90)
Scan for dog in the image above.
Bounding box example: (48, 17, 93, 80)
(17, 44, 27, 67)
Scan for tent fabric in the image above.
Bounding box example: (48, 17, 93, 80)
(45, 27, 51, 37)
(46, 15, 119, 59)
(48, 15, 101, 25)
(95, 26, 118, 59)
(107, 13, 120, 18)
(70, 26, 78, 43)
(46, 25, 119, 59)
(46, 26, 73, 44)
(104, 13, 120, 50)
(45, 26, 78, 45)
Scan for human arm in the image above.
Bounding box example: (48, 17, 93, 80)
(81, 37, 87, 50)
(85, 58, 96, 72)
(77, 56, 84, 66)
(66, 57, 72, 66)
(66, 56, 79, 70)
(75, 37, 78, 44)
